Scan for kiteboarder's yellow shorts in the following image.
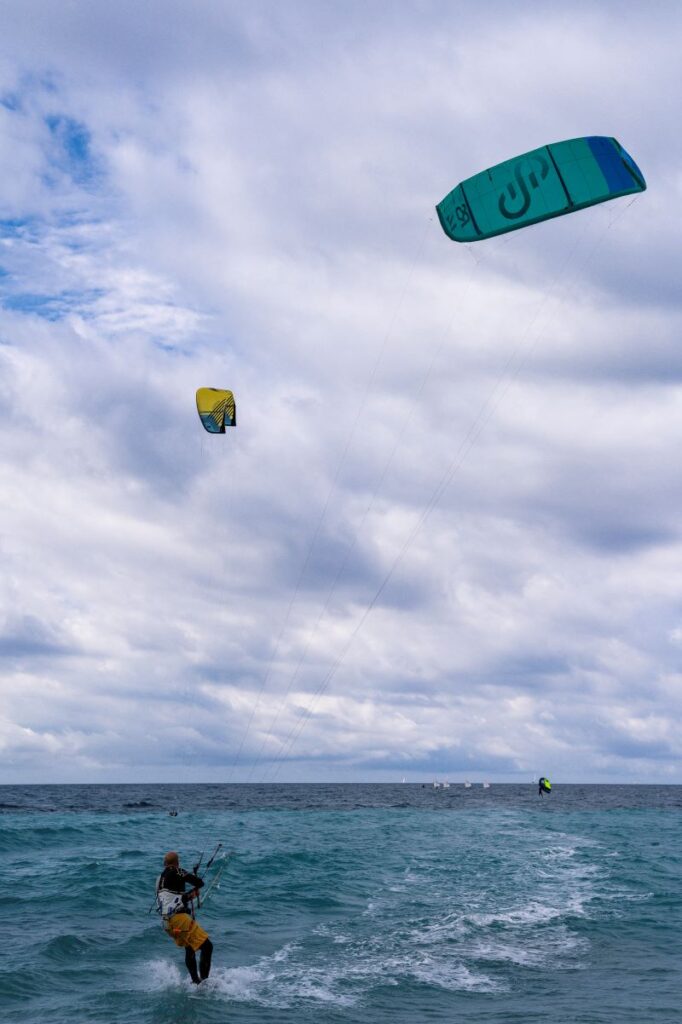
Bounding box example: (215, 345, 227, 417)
(165, 913, 209, 950)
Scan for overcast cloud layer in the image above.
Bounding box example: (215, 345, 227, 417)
(0, 1, 681, 783)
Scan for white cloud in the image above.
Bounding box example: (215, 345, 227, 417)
(0, 1, 680, 782)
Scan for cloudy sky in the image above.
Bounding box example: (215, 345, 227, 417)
(0, 1, 680, 784)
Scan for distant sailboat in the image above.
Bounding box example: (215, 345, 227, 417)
(464, 781, 472, 789)
(483, 781, 491, 789)
(442, 781, 450, 789)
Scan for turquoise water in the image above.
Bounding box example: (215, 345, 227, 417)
(2, 785, 681, 1023)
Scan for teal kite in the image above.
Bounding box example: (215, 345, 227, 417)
(437, 136, 645, 243)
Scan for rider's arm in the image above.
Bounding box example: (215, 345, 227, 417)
(181, 870, 205, 890)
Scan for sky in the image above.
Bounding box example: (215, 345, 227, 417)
(0, 0, 680, 784)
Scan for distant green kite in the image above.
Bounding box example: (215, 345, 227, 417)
(436, 136, 646, 242)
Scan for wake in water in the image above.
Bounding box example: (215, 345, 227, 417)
(136, 819, 631, 1012)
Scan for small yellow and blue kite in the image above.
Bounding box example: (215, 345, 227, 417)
(196, 388, 236, 434)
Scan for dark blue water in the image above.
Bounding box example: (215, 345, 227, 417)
(2, 784, 680, 1023)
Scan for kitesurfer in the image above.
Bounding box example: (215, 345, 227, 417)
(156, 851, 213, 985)
(538, 777, 551, 796)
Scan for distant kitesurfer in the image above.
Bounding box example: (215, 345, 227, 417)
(538, 777, 552, 796)
(156, 851, 213, 985)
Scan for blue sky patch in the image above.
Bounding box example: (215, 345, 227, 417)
(44, 114, 100, 185)
(3, 288, 104, 321)
(0, 92, 21, 112)
(0, 216, 41, 240)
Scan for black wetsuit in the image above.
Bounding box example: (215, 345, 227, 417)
(158, 866, 213, 984)
(158, 865, 204, 902)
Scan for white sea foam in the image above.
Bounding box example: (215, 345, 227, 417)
(207, 961, 357, 1008)
(466, 898, 582, 929)
(140, 958, 186, 991)
(470, 925, 589, 967)
(209, 964, 283, 1006)
(185, 929, 504, 1007)
(409, 958, 502, 993)
(270, 941, 299, 963)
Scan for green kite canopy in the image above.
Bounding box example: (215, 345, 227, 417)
(437, 136, 645, 243)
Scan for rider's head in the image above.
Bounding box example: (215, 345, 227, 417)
(163, 850, 180, 867)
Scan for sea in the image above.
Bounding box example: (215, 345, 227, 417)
(1, 783, 680, 1024)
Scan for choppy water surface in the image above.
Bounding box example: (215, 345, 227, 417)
(2, 784, 680, 1023)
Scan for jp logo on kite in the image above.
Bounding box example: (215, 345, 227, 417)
(498, 154, 550, 220)
(437, 136, 646, 242)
